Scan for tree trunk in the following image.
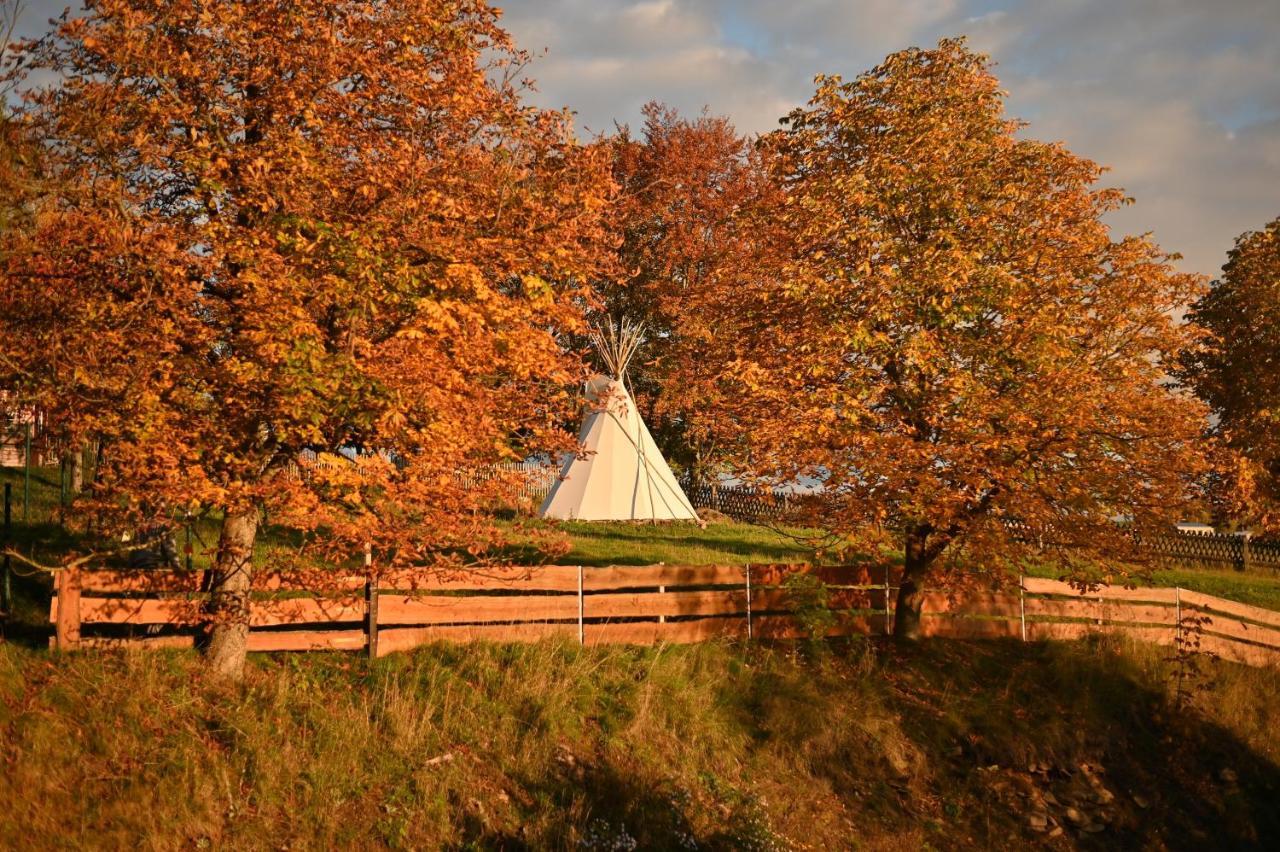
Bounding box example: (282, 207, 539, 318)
(893, 522, 934, 640)
(66, 447, 83, 494)
(205, 507, 259, 680)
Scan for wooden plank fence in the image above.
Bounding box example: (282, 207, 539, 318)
(48, 563, 1280, 667)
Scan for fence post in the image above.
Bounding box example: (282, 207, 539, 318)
(23, 422, 31, 523)
(1019, 575, 1027, 642)
(1, 484, 10, 616)
(884, 562, 892, 636)
(364, 542, 378, 661)
(1241, 535, 1252, 573)
(577, 565, 584, 646)
(745, 564, 752, 640)
(55, 565, 82, 651)
(1175, 586, 1182, 647)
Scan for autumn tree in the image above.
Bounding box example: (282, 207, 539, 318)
(1181, 216, 1280, 533)
(0, 0, 611, 677)
(708, 39, 1208, 637)
(601, 104, 781, 484)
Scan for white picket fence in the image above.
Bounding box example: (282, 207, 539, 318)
(455, 460, 559, 506)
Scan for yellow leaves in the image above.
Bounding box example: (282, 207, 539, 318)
(521, 274, 553, 307)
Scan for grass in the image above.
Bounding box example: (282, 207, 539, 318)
(4, 466, 1280, 845)
(517, 519, 820, 566)
(546, 521, 1280, 614)
(1023, 561, 1280, 613)
(1, 635, 1278, 848)
(1149, 566, 1280, 611)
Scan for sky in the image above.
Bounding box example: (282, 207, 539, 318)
(14, 1, 1279, 282)
(492, 0, 1280, 282)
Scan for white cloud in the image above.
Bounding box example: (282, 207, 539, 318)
(13, 0, 1278, 280)
(496, 0, 1280, 280)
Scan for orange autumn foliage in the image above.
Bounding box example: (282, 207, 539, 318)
(698, 40, 1210, 636)
(603, 103, 784, 482)
(1182, 216, 1280, 534)
(0, 0, 612, 676)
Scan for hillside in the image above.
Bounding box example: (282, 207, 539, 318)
(2, 635, 1277, 850)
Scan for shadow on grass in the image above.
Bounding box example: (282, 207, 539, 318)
(478, 751, 779, 850)
(867, 638, 1280, 850)
(3, 633, 1279, 848)
(425, 637, 1280, 849)
(2, 517, 66, 649)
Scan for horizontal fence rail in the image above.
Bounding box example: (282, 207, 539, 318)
(49, 563, 897, 656)
(48, 563, 1280, 667)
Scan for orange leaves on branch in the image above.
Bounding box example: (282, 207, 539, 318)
(1181, 216, 1280, 534)
(601, 103, 786, 481)
(0, 1, 613, 575)
(705, 39, 1209, 594)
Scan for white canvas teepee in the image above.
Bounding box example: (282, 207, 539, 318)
(539, 320, 700, 522)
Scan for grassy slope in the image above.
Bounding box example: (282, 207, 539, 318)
(4, 469, 1280, 847)
(2, 636, 1278, 849)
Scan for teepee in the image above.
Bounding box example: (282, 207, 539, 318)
(539, 319, 700, 522)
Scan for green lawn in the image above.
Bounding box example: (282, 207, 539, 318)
(1146, 566, 1280, 610)
(528, 519, 1280, 611)
(1027, 563, 1280, 612)
(0, 464, 64, 523)
(526, 519, 820, 566)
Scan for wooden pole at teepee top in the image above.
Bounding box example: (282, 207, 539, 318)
(589, 317, 645, 380)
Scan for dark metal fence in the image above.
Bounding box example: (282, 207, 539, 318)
(1144, 531, 1280, 571)
(680, 479, 1280, 572)
(681, 480, 794, 521)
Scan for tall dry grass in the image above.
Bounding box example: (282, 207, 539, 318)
(1, 635, 1277, 849)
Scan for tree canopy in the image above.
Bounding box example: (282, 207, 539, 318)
(601, 103, 782, 482)
(700, 39, 1209, 636)
(0, 0, 613, 676)
(1182, 216, 1280, 534)
(0, 14, 1226, 662)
